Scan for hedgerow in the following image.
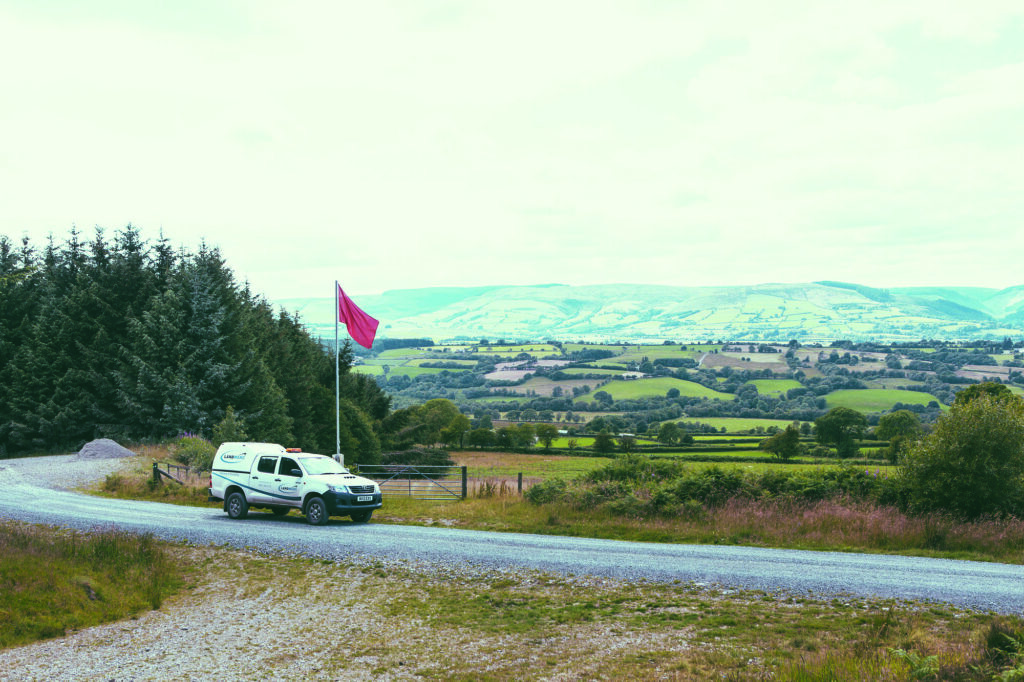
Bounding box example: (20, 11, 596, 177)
(526, 454, 903, 518)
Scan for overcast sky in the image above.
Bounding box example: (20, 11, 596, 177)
(2, 1, 1023, 300)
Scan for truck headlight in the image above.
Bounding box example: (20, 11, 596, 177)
(327, 484, 349, 494)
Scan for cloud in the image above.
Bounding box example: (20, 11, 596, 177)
(1, 1, 1023, 297)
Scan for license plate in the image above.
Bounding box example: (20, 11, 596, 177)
(357, 495, 372, 502)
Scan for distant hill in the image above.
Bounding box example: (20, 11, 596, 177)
(276, 282, 1024, 343)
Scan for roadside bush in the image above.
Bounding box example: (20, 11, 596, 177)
(524, 477, 568, 504)
(527, 455, 905, 520)
(900, 393, 1024, 519)
(575, 480, 633, 509)
(669, 466, 753, 507)
(607, 493, 648, 519)
(586, 453, 684, 484)
(381, 448, 455, 467)
(172, 436, 215, 471)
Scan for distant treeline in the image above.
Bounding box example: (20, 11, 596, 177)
(0, 227, 389, 461)
(371, 338, 434, 352)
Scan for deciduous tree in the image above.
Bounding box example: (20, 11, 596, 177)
(535, 424, 558, 451)
(760, 424, 801, 461)
(814, 407, 866, 458)
(900, 393, 1024, 518)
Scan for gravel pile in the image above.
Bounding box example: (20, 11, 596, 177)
(77, 438, 137, 460)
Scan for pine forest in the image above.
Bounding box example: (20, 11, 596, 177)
(0, 226, 388, 461)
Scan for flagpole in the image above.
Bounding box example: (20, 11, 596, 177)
(335, 280, 341, 458)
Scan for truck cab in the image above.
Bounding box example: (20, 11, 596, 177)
(208, 442, 382, 525)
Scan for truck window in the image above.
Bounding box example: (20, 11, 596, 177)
(279, 457, 301, 477)
(257, 456, 278, 474)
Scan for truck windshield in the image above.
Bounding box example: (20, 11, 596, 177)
(299, 457, 349, 476)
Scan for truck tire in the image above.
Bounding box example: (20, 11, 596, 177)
(350, 510, 373, 523)
(270, 506, 290, 517)
(226, 491, 248, 520)
(305, 497, 329, 526)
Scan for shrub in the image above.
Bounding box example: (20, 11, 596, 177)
(808, 445, 833, 458)
(586, 453, 684, 484)
(900, 393, 1024, 519)
(212, 405, 248, 446)
(173, 436, 215, 471)
(527, 456, 905, 519)
(607, 494, 647, 519)
(524, 478, 568, 505)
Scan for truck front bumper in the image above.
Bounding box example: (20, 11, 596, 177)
(324, 490, 383, 514)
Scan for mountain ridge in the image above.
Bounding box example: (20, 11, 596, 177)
(276, 281, 1024, 343)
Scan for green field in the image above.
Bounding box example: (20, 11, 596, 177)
(609, 347, 703, 364)
(658, 449, 767, 459)
(720, 351, 785, 363)
(452, 449, 892, 479)
(598, 378, 734, 401)
(351, 365, 384, 376)
(559, 367, 626, 376)
(383, 366, 457, 378)
(474, 395, 531, 404)
(475, 344, 560, 355)
(825, 389, 944, 412)
(684, 461, 897, 475)
(681, 417, 801, 432)
(863, 378, 927, 389)
(578, 361, 631, 369)
(377, 348, 431, 359)
(407, 358, 477, 367)
(563, 343, 632, 353)
(498, 376, 598, 397)
(551, 436, 596, 448)
(746, 379, 802, 396)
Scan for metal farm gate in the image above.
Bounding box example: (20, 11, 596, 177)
(355, 464, 467, 500)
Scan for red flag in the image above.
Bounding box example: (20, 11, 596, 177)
(337, 284, 379, 349)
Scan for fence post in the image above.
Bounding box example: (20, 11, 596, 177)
(518, 472, 523, 495)
(152, 462, 159, 485)
(461, 466, 467, 500)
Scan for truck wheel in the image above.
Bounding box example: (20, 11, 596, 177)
(270, 506, 290, 517)
(305, 497, 329, 526)
(350, 510, 373, 523)
(226, 491, 248, 519)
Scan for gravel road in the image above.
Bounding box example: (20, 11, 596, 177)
(2, 454, 1023, 615)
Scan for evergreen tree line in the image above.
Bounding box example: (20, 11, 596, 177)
(0, 227, 389, 462)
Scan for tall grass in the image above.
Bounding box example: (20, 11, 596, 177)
(96, 449, 212, 507)
(0, 522, 181, 648)
(684, 497, 1024, 559)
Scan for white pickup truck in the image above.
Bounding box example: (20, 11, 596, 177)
(208, 442, 382, 525)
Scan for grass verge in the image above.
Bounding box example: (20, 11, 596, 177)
(0, 521, 184, 648)
(94, 456, 1024, 564)
(38, 543, 1021, 680)
(375, 495, 1024, 564)
(92, 447, 212, 507)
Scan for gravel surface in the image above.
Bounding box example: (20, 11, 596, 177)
(2, 454, 1024, 679)
(0, 452, 133, 491)
(1, 454, 1023, 615)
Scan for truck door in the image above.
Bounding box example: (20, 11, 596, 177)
(275, 456, 303, 500)
(248, 455, 280, 504)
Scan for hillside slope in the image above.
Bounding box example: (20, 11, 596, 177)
(279, 282, 1024, 342)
